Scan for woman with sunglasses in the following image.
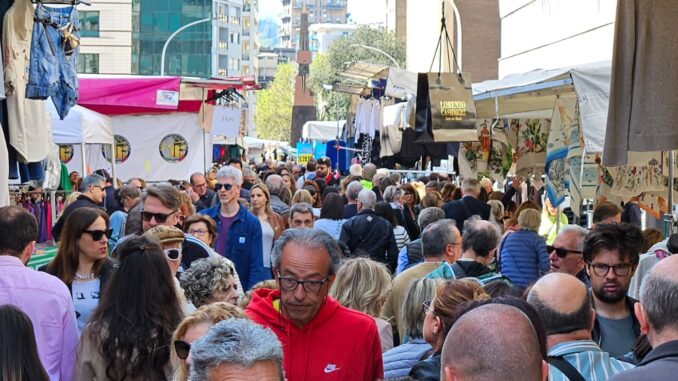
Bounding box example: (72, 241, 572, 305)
(41, 207, 114, 334)
(410, 279, 490, 381)
(170, 302, 248, 381)
(399, 183, 421, 240)
(73, 236, 182, 381)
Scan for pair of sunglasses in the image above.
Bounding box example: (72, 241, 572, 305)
(141, 210, 177, 223)
(546, 245, 582, 258)
(84, 229, 111, 241)
(164, 248, 181, 261)
(214, 183, 234, 191)
(174, 340, 190, 360)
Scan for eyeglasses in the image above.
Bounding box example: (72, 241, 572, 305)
(84, 229, 111, 241)
(404, 191, 414, 196)
(214, 183, 234, 191)
(422, 300, 434, 315)
(92, 185, 104, 191)
(188, 228, 208, 236)
(141, 210, 177, 223)
(589, 262, 633, 277)
(174, 340, 190, 360)
(277, 272, 329, 293)
(164, 248, 182, 261)
(547, 245, 583, 258)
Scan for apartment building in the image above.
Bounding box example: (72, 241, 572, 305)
(279, 0, 347, 50)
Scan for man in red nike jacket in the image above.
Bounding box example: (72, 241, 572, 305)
(246, 228, 384, 381)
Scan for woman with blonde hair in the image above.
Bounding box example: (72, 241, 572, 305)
(249, 183, 285, 269)
(329, 258, 394, 352)
(499, 208, 549, 288)
(410, 279, 490, 380)
(421, 191, 443, 209)
(170, 303, 248, 381)
(487, 199, 505, 233)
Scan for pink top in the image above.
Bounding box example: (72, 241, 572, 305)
(0, 255, 78, 381)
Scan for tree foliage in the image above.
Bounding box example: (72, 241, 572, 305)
(255, 63, 295, 141)
(309, 26, 406, 121)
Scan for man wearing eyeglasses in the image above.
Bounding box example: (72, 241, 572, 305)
(584, 223, 643, 357)
(246, 229, 384, 381)
(200, 166, 267, 290)
(52, 174, 106, 242)
(189, 172, 216, 212)
(548, 225, 591, 287)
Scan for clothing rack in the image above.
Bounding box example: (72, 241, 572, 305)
(9, 188, 73, 229)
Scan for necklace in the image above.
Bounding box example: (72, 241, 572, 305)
(74, 271, 96, 281)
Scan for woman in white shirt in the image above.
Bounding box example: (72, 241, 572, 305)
(249, 184, 285, 269)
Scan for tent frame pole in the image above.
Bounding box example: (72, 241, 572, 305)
(665, 150, 675, 237)
(110, 143, 117, 188)
(80, 144, 87, 177)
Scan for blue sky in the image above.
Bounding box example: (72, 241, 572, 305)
(258, 0, 386, 25)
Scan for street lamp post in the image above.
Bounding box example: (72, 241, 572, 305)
(160, 18, 211, 76)
(349, 44, 401, 69)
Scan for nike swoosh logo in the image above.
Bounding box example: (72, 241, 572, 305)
(324, 367, 340, 373)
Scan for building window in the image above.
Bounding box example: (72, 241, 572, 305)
(77, 53, 99, 73)
(80, 11, 100, 37)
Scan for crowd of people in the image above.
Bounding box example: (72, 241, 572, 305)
(2, 155, 678, 381)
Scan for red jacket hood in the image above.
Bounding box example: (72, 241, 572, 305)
(245, 287, 341, 331)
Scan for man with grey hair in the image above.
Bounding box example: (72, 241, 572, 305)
(609, 255, 678, 380)
(427, 218, 506, 284)
(396, 207, 446, 274)
(342, 180, 363, 219)
(265, 174, 290, 217)
(549, 225, 591, 286)
(189, 319, 284, 381)
(246, 229, 384, 380)
(362, 163, 377, 190)
(442, 304, 548, 381)
(383, 218, 460, 343)
(289, 202, 314, 228)
(200, 166, 268, 290)
(340, 189, 398, 272)
(527, 273, 633, 380)
(443, 177, 491, 232)
(52, 174, 106, 241)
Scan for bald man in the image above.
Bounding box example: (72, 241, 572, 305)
(527, 273, 634, 380)
(441, 304, 547, 381)
(610, 255, 678, 380)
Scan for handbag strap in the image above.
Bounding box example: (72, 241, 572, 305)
(547, 356, 586, 381)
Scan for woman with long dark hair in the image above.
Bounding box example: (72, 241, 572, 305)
(73, 236, 183, 380)
(399, 183, 421, 240)
(0, 305, 49, 381)
(41, 207, 114, 333)
(314, 192, 346, 240)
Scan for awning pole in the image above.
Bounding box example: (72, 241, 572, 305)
(80, 144, 87, 177)
(665, 150, 675, 237)
(110, 143, 117, 187)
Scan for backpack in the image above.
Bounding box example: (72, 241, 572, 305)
(450, 262, 509, 286)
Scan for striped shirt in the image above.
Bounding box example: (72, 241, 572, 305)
(393, 225, 411, 251)
(548, 340, 634, 381)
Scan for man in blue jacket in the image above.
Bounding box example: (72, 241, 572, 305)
(201, 166, 267, 290)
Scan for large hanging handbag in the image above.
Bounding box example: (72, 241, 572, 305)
(419, 1, 477, 143)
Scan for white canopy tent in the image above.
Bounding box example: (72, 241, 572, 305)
(302, 120, 345, 141)
(48, 103, 115, 183)
(472, 61, 611, 154)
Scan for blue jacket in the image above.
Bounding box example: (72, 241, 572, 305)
(200, 205, 269, 290)
(499, 229, 549, 288)
(383, 339, 432, 379)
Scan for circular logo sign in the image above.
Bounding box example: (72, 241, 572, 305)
(159, 134, 189, 163)
(102, 135, 131, 164)
(59, 145, 74, 163)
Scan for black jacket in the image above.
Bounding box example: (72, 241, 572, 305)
(343, 203, 358, 220)
(592, 295, 641, 348)
(409, 351, 441, 381)
(39, 258, 116, 292)
(443, 196, 491, 232)
(608, 340, 678, 381)
(52, 195, 103, 242)
(195, 189, 216, 211)
(340, 209, 399, 272)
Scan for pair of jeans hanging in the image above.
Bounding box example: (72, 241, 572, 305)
(26, 4, 80, 120)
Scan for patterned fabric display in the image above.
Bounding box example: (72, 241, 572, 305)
(545, 96, 577, 207)
(506, 119, 550, 178)
(457, 119, 511, 182)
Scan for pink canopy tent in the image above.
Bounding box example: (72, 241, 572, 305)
(77, 75, 259, 116)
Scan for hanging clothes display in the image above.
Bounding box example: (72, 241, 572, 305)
(544, 96, 577, 207)
(4, 0, 51, 164)
(380, 100, 413, 158)
(566, 104, 598, 218)
(604, 0, 678, 166)
(26, 3, 80, 120)
(506, 118, 550, 178)
(457, 119, 511, 182)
